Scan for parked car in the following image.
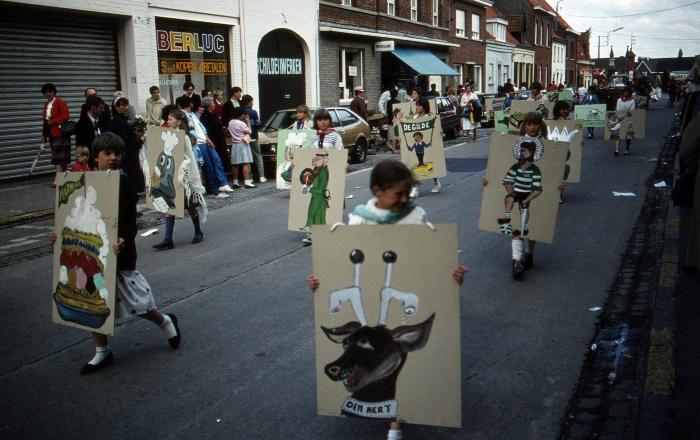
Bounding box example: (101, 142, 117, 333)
(433, 96, 460, 139)
(257, 107, 372, 167)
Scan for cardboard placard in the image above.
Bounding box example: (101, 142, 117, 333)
(52, 171, 119, 335)
(478, 135, 568, 244)
(510, 100, 555, 120)
(546, 90, 574, 102)
(276, 129, 315, 190)
(484, 97, 506, 119)
(143, 127, 186, 218)
(398, 115, 447, 180)
(546, 120, 584, 183)
(574, 104, 607, 128)
(604, 109, 646, 140)
(287, 148, 348, 231)
(494, 110, 509, 134)
(312, 224, 461, 428)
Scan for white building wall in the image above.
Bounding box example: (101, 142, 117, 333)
(485, 43, 513, 94)
(3, 0, 318, 115)
(552, 41, 566, 86)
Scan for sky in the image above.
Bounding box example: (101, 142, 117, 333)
(553, 0, 700, 60)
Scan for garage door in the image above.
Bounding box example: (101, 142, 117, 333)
(0, 6, 119, 179)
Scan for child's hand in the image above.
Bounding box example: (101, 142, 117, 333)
(344, 163, 350, 173)
(481, 176, 489, 187)
(307, 275, 320, 292)
(558, 180, 567, 191)
(49, 229, 57, 245)
(112, 238, 125, 255)
(452, 265, 469, 286)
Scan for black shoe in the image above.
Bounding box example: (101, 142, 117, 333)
(153, 240, 174, 250)
(167, 313, 181, 349)
(231, 183, 241, 189)
(522, 253, 534, 270)
(497, 217, 511, 225)
(191, 232, 204, 244)
(614, 150, 619, 157)
(624, 149, 630, 156)
(80, 351, 114, 375)
(512, 260, 525, 280)
(244, 183, 257, 189)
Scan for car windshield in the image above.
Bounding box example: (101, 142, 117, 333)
(263, 111, 295, 130)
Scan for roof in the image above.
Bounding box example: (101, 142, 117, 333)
(485, 5, 503, 20)
(506, 30, 519, 45)
(528, 0, 556, 14)
(638, 57, 696, 73)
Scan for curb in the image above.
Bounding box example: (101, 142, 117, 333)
(0, 208, 54, 227)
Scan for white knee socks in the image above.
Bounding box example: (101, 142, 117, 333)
(511, 239, 523, 260)
(88, 345, 111, 365)
(160, 314, 177, 339)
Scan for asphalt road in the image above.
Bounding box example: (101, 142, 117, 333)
(0, 106, 673, 440)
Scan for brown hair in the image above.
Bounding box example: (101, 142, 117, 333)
(519, 111, 548, 139)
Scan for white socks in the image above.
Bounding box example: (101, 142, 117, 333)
(88, 345, 111, 365)
(160, 314, 177, 339)
(387, 429, 402, 440)
(521, 207, 529, 232)
(512, 239, 523, 261)
(244, 179, 254, 185)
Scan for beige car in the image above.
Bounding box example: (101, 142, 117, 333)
(258, 107, 372, 164)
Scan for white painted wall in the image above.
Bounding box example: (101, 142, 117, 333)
(485, 43, 513, 94)
(552, 41, 566, 86)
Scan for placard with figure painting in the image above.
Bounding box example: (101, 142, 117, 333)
(478, 134, 568, 244)
(397, 115, 447, 180)
(276, 129, 315, 190)
(509, 100, 555, 120)
(574, 104, 607, 128)
(312, 224, 461, 428)
(603, 109, 646, 140)
(142, 126, 186, 218)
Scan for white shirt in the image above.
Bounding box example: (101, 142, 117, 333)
(89, 113, 101, 135)
(348, 198, 427, 225)
(311, 131, 343, 150)
(45, 98, 55, 120)
(186, 112, 208, 144)
(616, 98, 636, 112)
(460, 92, 477, 107)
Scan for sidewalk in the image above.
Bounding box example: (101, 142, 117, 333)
(0, 175, 55, 223)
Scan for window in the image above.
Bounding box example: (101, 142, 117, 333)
(432, 0, 439, 26)
(456, 9, 465, 37)
(337, 109, 358, 126)
(474, 65, 483, 92)
(545, 25, 549, 47)
(534, 21, 539, 46)
(341, 0, 352, 5)
(488, 63, 494, 86)
(471, 14, 480, 39)
(387, 0, 395, 16)
(454, 64, 464, 84)
(338, 48, 364, 101)
(497, 64, 502, 87)
(411, 0, 418, 21)
(503, 65, 509, 85)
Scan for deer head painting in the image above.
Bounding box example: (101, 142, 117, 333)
(320, 249, 435, 420)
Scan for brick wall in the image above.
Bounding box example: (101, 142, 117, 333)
(449, 0, 486, 66)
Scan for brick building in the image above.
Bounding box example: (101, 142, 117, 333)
(576, 30, 594, 89)
(0, 0, 319, 179)
(318, 0, 462, 110)
(493, 0, 554, 86)
(448, 0, 489, 93)
(555, 14, 580, 87)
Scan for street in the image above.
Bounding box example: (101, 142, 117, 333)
(0, 106, 674, 439)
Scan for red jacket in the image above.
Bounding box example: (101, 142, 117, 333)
(42, 97, 70, 138)
(70, 162, 91, 172)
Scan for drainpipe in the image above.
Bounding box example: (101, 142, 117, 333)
(239, 0, 248, 91)
(316, 0, 321, 107)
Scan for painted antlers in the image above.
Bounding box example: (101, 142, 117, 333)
(328, 249, 419, 326)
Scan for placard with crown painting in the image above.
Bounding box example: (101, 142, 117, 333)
(546, 119, 584, 183)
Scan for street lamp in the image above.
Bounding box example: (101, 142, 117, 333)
(597, 26, 623, 62)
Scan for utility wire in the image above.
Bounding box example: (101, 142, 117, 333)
(564, 1, 700, 18)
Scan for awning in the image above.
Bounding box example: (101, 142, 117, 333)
(390, 48, 459, 76)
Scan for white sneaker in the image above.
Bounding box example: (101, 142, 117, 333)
(219, 185, 234, 193)
(215, 192, 230, 198)
(431, 182, 442, 193)
(409, 186, 418, 198)
(259, 177, 268, 183)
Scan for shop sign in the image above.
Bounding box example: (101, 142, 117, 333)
(257, 57, 303, 75)
(157, 30, 226, 54)
(159, 60, 228, 75)
(348, 66, 358, 77)
(374, 41, 395, 52)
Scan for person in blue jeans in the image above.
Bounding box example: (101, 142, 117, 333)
(175, 96, 232, 197)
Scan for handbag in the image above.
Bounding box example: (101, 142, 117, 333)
(242, 134, 252, 144)
(59, 120, 77, 137)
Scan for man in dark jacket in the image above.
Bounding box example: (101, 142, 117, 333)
(350, 86, 367, 121)
(222, 86, 243, 127)
(76, 95, 108, 168)
(109, 97, 144, 192)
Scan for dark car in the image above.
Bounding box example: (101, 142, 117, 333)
(433, 96, 460, 139)
(257, 107, 372, 172)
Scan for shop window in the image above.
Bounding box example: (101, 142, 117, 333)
(387, 0, 395, 16)
(411, 0, 418, 21)
(339, 48, 364, 101)
(474, 65, 483, 92)
(432, 0, 439, 26)
(456, 10, 466, 37)
(471, 14, 480, 39)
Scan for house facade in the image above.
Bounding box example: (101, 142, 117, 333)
(484, 5, 515, 94)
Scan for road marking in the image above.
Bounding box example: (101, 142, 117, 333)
(643, 328, 674, 395)
(0, 239, 41, 250)
(14, 225, 53, 230)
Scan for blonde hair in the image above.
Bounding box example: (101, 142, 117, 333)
(75, 146, 91, 158)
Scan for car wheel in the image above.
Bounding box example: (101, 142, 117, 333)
(353, 138, 368, 163)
